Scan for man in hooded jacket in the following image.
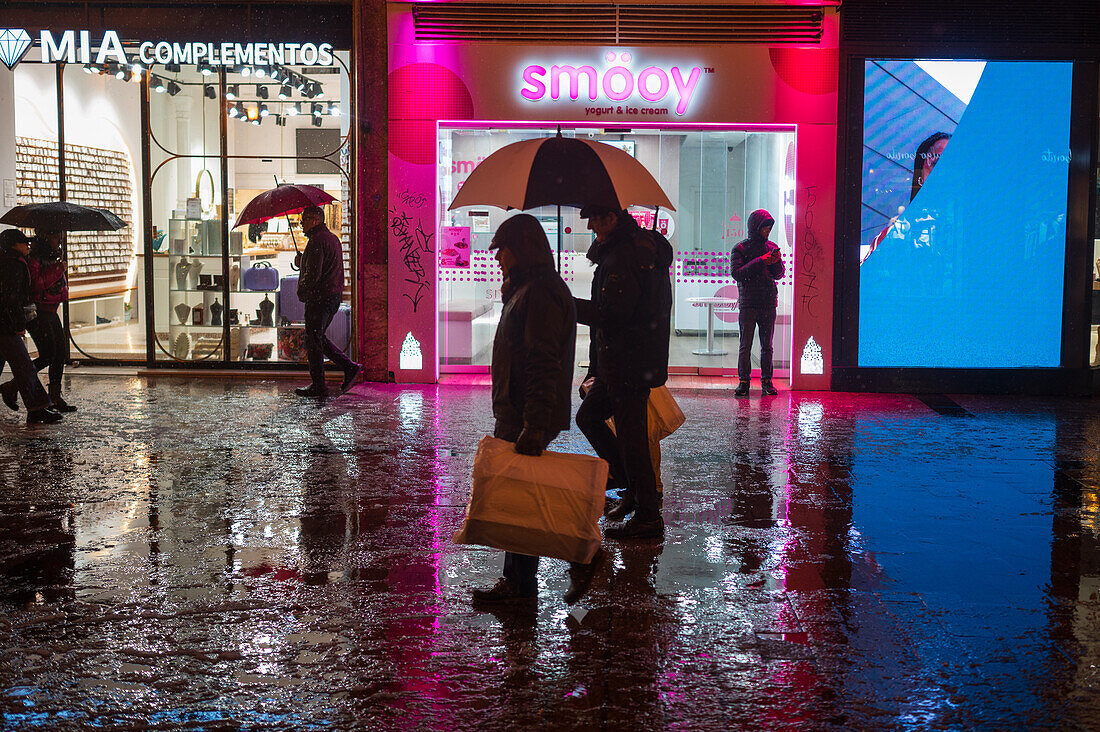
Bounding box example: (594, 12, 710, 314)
(575, 206, 673, 540)
(729, 209, 785, 396)
(0, 229, 61, 424)
(471, 213, 577, 606)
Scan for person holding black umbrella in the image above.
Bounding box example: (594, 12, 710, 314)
(574, 205, 673, 540)
(1, 229, 75, 413)
(294, 205, 360, 398)
(0, 229, 61, 424)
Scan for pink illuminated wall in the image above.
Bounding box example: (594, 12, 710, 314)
(386, 4, 839, 389)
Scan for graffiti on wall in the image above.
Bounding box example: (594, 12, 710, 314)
(390, 206, 434, 312)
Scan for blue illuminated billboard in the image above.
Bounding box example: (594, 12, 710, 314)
(859, 61, 1072, 368)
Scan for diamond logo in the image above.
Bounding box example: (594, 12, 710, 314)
(0, 29, 32, 70)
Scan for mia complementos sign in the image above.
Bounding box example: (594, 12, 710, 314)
(520, 51, 709, 117)
(0, 29, 335, 71)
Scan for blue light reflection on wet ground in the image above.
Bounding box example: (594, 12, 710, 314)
(0, 377, 1096, 730)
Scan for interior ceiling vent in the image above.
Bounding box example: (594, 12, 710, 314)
(412, 4, 826, 44)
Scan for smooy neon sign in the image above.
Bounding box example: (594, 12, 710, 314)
(520, 52, 705, 116)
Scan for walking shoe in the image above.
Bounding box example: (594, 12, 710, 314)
(604, 514, 665, 541)
(734, 381, 750, 397)
(564, 548, 605, 604)
(760, 381, 778, 396)
(471, 578, 536, 608)
(1, 382, 17, 411)
(340, 362, 362, 394)
(295, 384, 329, 398)
(50, 394, 77, 413)
(605, 494, 636, 521)
(27, 408, 63, 424)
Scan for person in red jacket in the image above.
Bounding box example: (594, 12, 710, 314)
(1, 230, 75, 412)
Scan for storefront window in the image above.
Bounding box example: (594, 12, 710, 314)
(439, 124, 795, 377)
(9, 52, 144, 361)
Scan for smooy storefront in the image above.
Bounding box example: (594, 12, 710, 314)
(386, 2, 839, 388)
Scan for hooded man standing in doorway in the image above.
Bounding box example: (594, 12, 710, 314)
(729, 209, 785, 397)
(471, 213, 577, 607)
(575, 205, 673, 540)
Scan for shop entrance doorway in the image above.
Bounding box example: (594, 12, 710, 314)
(438, 123, 796, 381)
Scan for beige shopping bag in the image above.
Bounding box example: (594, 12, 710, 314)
(453, 436, 609, 564)
(646, 385, 686, 441)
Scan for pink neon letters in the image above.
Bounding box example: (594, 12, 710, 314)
(521, 58, 704, 115)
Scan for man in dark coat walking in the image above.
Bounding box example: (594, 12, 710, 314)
(471, 213, 577, 607)
(294, 206, 360, 398)
(0, 229, 61, 424)
(729, 209, 785, 396)
(575, 206, 673, 540)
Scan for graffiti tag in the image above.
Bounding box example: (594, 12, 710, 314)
(798, 186, 822, 317)
(390, 207, 434, 312)
(398, 188, 428, 209)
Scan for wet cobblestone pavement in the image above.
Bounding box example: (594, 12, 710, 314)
(0, 374, 1098, 730)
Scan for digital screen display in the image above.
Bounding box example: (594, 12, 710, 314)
(859, 61, 1072, 367)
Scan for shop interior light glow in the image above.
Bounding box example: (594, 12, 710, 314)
(286, 102, 299, 116)
(328, 103, 340, 116)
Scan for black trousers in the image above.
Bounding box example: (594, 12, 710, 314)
(304, 294, 354, 388)
(494, 420, 560, 595)
(0, 334, 50, 411)
(737, 307, 777, 382)
(576, 379, 658, 520)
(28, 310, 66, 388)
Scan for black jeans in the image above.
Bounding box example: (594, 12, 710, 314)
(576, 379, 659, 521)
(737, 307, 777, 382)
(28, 310, 66, 388)
(304, 294, 354, 388)
(494, 420, 560, 595)
(0, 334, 50, 411)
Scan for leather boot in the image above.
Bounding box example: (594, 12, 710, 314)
(605, 492, 637, 521)
(49, 384, 77, 413)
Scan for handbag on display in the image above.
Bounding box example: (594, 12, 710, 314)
(453, 436, 608, 564)
(242, 260, 279, 291)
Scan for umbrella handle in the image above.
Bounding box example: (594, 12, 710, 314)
(273, 175, 302, 271)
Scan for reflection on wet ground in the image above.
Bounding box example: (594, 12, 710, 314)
(0, 376, 1097, 730)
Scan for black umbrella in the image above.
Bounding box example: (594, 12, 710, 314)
(0, 202, 127, 231)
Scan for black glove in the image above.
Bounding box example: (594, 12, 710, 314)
(515, 426, 547, 456)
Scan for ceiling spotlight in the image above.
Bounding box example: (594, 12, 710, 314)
(259, 103, 269, 117)
(311, 116, 322, 127)
(82, 63, 96, 74)
(278, 85, 291, 99)
(226, 84, 238, 100)
(286, 102, 299, 117)
(269, 67, 283, 82)
(115, 68, 132, 82)
(311, 103, 322, 117)
(251, 117, 261, 126)
(228, 102, 243, 118)
(294, 74, 307, 92)
(198, 63, 214, 76)
(254, 67, 267, 79)
(257, 85, 269, 99)
(240, 65, 252, 77)
(204, 84, 216, 99)
(311, 82, 324, 99)
(131, 62, 144, 74)
(165, 62, 181, 73)
(274, 115, 286, 127)
(151, 75, 167, 93)
(166, 81, 181, 96)
(328, 102, 340, 116)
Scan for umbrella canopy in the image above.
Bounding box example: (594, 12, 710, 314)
(0, 202, 127, 231)
(233, 184, 336, 228)
(448, 134, 675, 213)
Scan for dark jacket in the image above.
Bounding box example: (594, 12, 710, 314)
(28, 255, 68, 313)
(0, 250, 33, 335)
(297, 223, 344, 302)
(730, 209, 785, 310)
(491, 215, 577, 433)
(576, 213, 673, 389)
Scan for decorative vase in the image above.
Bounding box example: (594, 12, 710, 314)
(210, 298, 223, 326)
(257, 294, 274, 327)
(230, 263, 240, 291)
(174, 302, 191, 325)
(174, 257, 191, 290)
